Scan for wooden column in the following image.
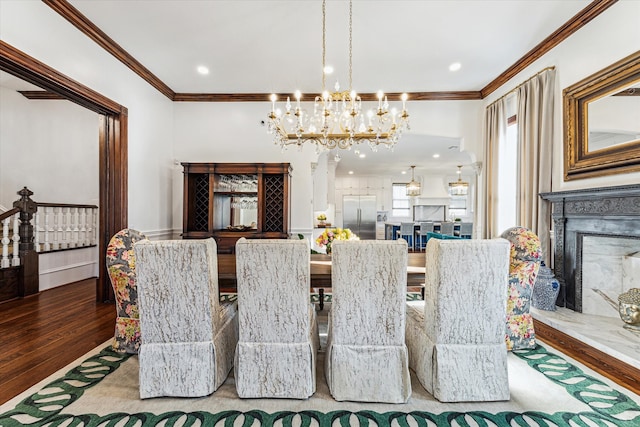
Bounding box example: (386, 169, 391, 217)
(13, 187, 39, 296)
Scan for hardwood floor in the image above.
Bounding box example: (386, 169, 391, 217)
(0, 279, 114, 405)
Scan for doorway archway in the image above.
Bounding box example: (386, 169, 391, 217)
(0, 40, 127, 302)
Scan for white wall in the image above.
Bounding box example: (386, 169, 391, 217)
(1, 1, 175, 236)
(481, 0, 640, 194)
(0, 87, 99, 208)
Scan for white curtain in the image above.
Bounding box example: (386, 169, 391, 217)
(517, 68, 555, 265)
(481, 97, 507, 239)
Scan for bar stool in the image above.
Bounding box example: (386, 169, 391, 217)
(396, 222, 415, 250)
(439, 221, 455, 236)
(415, 222, 434, 251)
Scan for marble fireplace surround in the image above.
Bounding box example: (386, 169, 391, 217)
(540, 184, 640, 312)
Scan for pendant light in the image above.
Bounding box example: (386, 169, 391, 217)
(449, 165, 469, 196)
(406, 166, 421, 196)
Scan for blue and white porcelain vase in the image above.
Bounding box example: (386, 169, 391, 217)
(532, 262, 560, 311)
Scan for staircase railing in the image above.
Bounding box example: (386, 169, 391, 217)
(34, 203, 98, 252)
(0, 207, 21, 268)
(1, 187, 99, 301)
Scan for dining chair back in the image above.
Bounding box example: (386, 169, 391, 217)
(405, 238, 511, 402)
(325, 239, 411, 403)
(106, 228, 147, 354)
(234, 238, 319, 399)
(500, 226, 542, 350)
(135, 238, 238, 398)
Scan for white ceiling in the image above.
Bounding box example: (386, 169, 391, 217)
(2, 0, 594, 176)
(67, 0, 590, 94)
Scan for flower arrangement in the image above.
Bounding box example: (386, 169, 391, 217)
(315, 228, 359, 254)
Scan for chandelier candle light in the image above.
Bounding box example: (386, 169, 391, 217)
(267, 0, 409, 151)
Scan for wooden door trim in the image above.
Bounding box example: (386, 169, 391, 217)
(0, 40, 127, 302)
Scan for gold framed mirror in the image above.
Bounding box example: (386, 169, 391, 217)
(564, 50, 640, 181)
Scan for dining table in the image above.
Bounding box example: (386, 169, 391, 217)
(217, 252, 426, 310)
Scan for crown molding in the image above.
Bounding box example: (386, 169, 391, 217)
(44, 0, 616, 102)
(480, 0, 618, 98)
(173, 91, 483, 102)
(42, 0, 175, 101)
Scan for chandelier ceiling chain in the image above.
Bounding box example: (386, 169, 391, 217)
(322, 0, 326, 92)
(267, 0, 409, 151)
(348, 0, 352, 91)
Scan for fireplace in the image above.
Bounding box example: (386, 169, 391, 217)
(540, 184, 640, 312)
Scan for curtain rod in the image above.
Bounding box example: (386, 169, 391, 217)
(487, 66, 556, 106)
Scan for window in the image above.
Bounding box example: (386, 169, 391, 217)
(496, 115, 518, 232)
(448, 194, 467, 219)
(392, 183, 411, 218)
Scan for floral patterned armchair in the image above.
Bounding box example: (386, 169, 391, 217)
(106, 228, 147, 354)
(500, 226, 542, 350)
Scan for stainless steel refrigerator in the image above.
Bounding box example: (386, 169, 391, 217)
(342, 195, 376, 240)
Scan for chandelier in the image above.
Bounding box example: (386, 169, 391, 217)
(267, 0, 409, 151)
(449, 165, 469, 196)
(406, 166, 421, 197)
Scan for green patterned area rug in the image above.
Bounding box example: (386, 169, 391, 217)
(1, 341, 639, 427)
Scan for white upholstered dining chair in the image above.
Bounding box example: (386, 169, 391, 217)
(234, 238, 319, 399)
(405, 238, 510, 402)
(325, 239, 411, 403)
(134, 239, 238, 398)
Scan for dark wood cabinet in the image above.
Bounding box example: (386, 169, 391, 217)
(182, 162, 291, 253)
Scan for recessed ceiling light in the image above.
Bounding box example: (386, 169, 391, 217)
(359, 153, 366, 158)
(323, 65, 334, 75)
(197, 65, 209, 75)
(449, 62, 461, 72)
(348, 170, 354, 175)
(433, 154, 440, 158)
(401, 171, 407, 174)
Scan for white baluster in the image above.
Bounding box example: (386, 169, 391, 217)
(12, 214, 20, 266)
(34, 211, 41, 253)
(61, 207, 69, 249)
(72, 207, 80, 248)
(1, 217, 10, 268)
(53, 207, 61, 250)
(79, 208, 87, 246)
(92, 208, 98, 245)
(85, 208, 93, 246)
(44, 206, 51, 252)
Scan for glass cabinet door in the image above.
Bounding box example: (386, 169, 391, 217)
(213, 174, 258, 231)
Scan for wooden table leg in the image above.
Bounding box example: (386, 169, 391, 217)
(319, 288, 324, 311)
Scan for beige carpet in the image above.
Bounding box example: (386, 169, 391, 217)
(1, 308, 639, 426)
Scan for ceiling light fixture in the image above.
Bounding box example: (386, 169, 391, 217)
(406, 166, 421, 197)
(449, 165, 469, 196)
(267, 0, 409, 151)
